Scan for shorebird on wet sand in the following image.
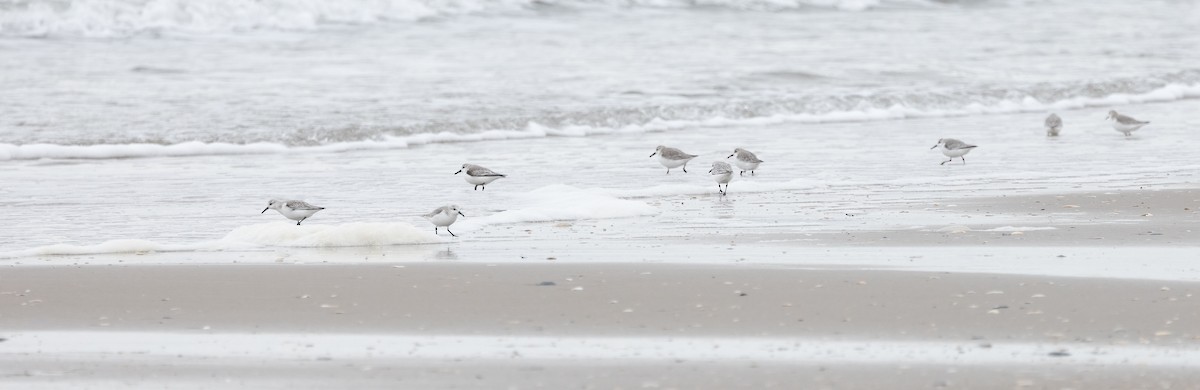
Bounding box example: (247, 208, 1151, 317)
(931, 138, 977, 165)
(455, 163, 506, 190)
(262, 199, 325, 225)
(650, 145, 698, 174)
(1106, 110, 1149, 136)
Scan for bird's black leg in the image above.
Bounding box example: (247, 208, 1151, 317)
(751, 171, 755, 176)
(447, 229, 457, 237)
(666, 168, 670, 175)
(296, 219, 303, 226)
(434, 227, 438, 235)
(941, 159, 950, 165)
(474, 185, 478, 190)
(683, 166, 688, 173)
(739, 171, 744, 177)
(962, 156, 967, 165)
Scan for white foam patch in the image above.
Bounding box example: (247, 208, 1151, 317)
(0, 0, 934, 38)
(455, 185, 659, 231)
(598, 178, 821, 198)
(0, 222, 442, 259)
(2, 83, 1198, 161)
(219, 222, 444, 247)
(2, 332, 1198, 367)
(982, 226, 1059, 232)
(0, 239, 218, 258)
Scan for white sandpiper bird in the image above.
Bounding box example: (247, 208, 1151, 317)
(1045, 113, 1062, 137)
(726, 147, 763, 176)
(1106, 110, 1149, 136)
(930, 138, 977, 165)
(649, 145, 698, 174)
(262, 199, 325, 225)
(423, 205, 466, 237)
(455, 163, 506, 190)
(709, 161, 733, 195)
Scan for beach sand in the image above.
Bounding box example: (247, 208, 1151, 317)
(2, 264, 1199, 388)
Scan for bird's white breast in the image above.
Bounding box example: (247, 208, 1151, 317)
(656, 154, 691, 168)
(941, 147, 972, 158)
(427, 212, 458, 227)
(732, 159, 759, 171)
(712, 172, 733, 184)
(1111, 121, 1145, 132)
(279, 207, 320, 221)
(465, 175, 502, 185)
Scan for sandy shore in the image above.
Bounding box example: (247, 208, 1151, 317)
(727, 188, 1200, 247)
(3, 263, 1199, 388)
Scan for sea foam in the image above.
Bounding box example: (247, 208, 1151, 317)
(1, 0, 928, 38)
(2, 82, 1197, 161)
(0, 186, 656, 259)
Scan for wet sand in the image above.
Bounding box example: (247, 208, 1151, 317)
(3, 264, 1199, 389)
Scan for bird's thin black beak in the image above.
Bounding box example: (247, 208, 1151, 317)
(261, 207, 269, 214)
(727, 154, 734, 158)
(649, 152, 657, 157)
(454, 169, 462, 174)
(458, 212, 466, 217)
(708, 169, 713, 173)
(929, 144, 938, 150)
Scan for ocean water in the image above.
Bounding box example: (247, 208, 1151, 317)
(1, 0, 1198, 258)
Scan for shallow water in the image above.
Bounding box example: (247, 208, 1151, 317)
(1, 0, 1199, 259)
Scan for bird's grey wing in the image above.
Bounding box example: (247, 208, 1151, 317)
(1115, 114, 1148, 125)
(740, 151, 763, 163)
(711, 162, 733, 174)
(286, 201, 324, 210)
(661, 148, 696, 160)
(468, 167, 505, 177)
(423, 206, 447, 218)
(944, 139, 975, 150)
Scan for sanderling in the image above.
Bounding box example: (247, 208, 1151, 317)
(1106, 110, 1149, 136)
(1045, 113, 1062, 137)
(424, 205, 465, 237)
(262, 199, 325, 225)
(709, 161, 734, 195)
(455, 163, 506, 190)
(727, 148, 763, 176)
(930, 138, 977, 165)
(649, 145, 698, 174)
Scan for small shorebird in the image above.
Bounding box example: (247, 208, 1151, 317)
(726, 147, 763, 176)
(930, 138, 977, 165)
(1106, 110, 1149, 136)
(455, 163, 506, 190)
(709, 161, 733, 195)
(424, 205, 465, 236)
(1045, 113, 1062, 136)
(649, 145, 698, 174)
(262, 199, 324, 225)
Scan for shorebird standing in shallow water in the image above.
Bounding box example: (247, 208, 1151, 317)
(455, 163, 506, 190)
(1106, 110, 1149, 136)
(262, 199, 325, 225)
(727, 147, 763, 176)
(931, 138, 977, 165)
(424, 205, 465, 236)
(650, 145, 698, 174)
(709, 161, 733, 195)
(1045, 113, 1062, 137)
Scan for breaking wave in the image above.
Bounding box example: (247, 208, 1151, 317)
(1, 0, 968, 38)
(2, 78, 1198, 161)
